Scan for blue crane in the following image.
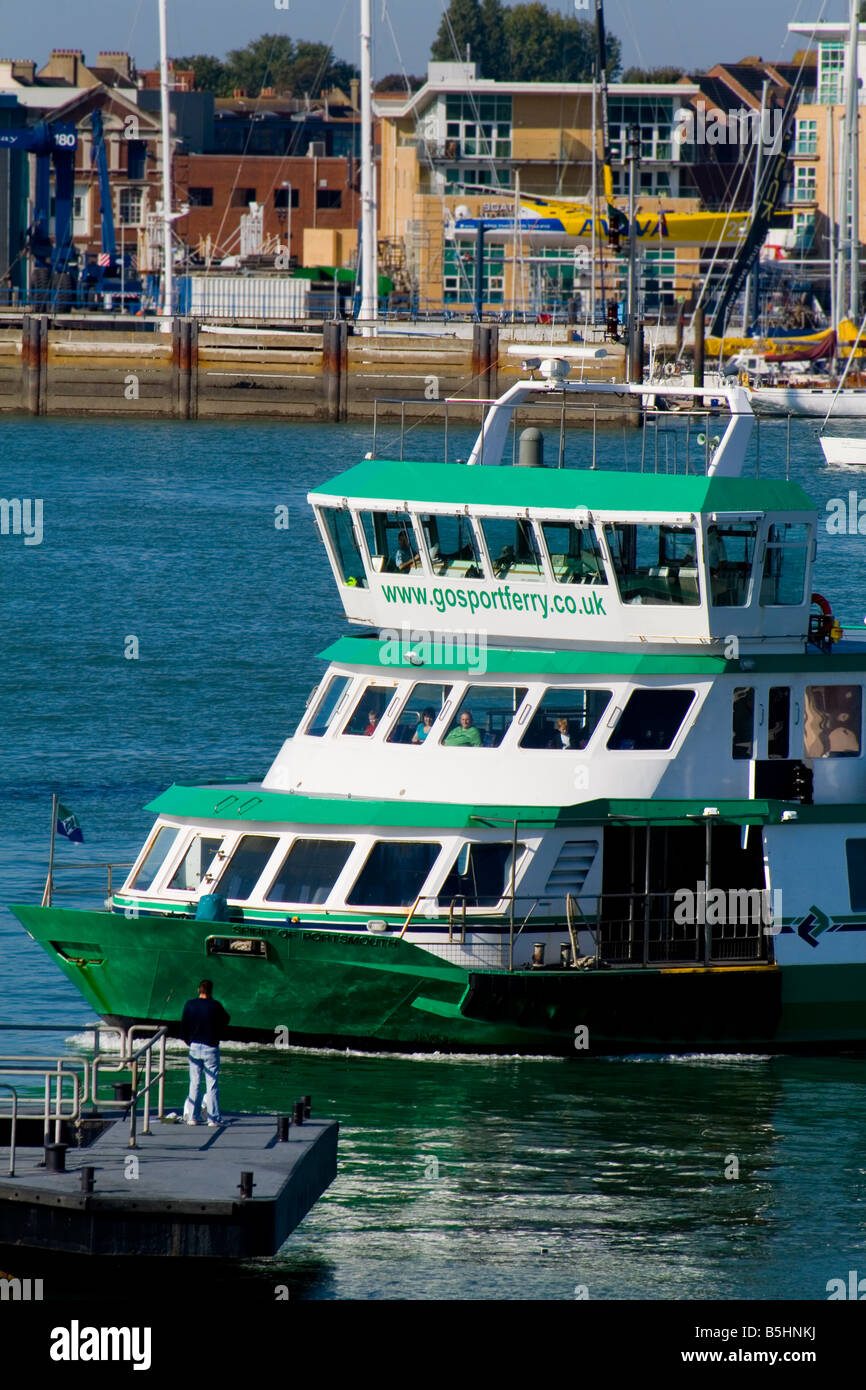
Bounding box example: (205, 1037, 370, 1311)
(0, 121, 77, 301)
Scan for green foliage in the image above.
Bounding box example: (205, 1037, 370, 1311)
(430, 0, 621, 81)
(374, 74, 426, 93)
(176, 34, 359, 99)
(621, 65, 685, 84)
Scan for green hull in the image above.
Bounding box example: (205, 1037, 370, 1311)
(10, 906, 866, 1055)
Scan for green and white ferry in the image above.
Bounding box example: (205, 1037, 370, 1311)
(12, 365, 866, 1054)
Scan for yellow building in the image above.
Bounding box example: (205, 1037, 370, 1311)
(375, 62, 705, 317)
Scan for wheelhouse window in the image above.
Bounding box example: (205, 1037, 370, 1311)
(437, 842, 525, 907)
(760, 523, 810, 606)
(477, 516, 544, 582)
(520, 687, 612, 749)
(347, 840, 442, 907)
(387, 682, 453, 744)
(167, 835, 223, 891)
(359, 510, 422, 573)
(319, 508, 367, 588)
(265, 838, 354, 904)
(768, 686, 790, 759)
(539, 520, 606, 584)
(803, 685, 862, 758)
(213, 835, 279, 900)
(305, 673, 351, 736)
(607, 689, 695, 750)
(604, 523, 700, 605)
(707, 522, 757, 607)
(342, 683, 397, 736)
(443, 685, 528, 747)
(732, 687, 755, 760)
(420, 513, 482, 579)
(129, 825, 181, 891)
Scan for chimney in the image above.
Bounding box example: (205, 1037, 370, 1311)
(233, 88, 247, 99)
(11, 59, 36, 83)
(42, 49, 86, 85)
(96, 51, 132, 80)
(261, 86, 275, 97)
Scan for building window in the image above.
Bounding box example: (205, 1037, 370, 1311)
(316, 189, 342, 209)
(188, 186, 214, 207)
(444, 93, 512, 159)
(443, 166, 512, 191)
(795, 119, 817, 156)
(793, 166, 816, 203)
(231, 187, 257, 207)
(609, 96, 675, 163)
(274, 187, 299, 208)
(127, 140, 147, 180)
(443, 243, 505, 303)
(643, 247, 677, 312)
(818, 41, 845, 104)
(117, 186, 143, 226)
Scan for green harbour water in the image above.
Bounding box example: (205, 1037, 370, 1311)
(2, 410, 866, 1301)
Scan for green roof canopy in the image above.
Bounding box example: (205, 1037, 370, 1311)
(310, 459, 816, 515)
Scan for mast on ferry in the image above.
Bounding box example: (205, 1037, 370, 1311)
(157, 0, 174, 319)
(358, 0, 379, 333)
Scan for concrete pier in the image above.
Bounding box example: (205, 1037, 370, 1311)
(0, 1113, 338, 1257)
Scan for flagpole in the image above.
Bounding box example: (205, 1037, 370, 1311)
(42, 793, 58, 907)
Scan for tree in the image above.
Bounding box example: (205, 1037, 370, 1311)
(480, 0, 508, 80)
(431, 0, 490, 70)
(374, 73, 425, 93)
(622, 65, 685, 84)
(173, 54, 234, 97)
(226, 35, 298, 94)
(503, 5, 620, 82)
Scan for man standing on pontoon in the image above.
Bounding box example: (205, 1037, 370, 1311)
(181, 979, 230, 1126)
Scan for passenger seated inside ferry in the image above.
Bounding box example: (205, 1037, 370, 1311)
(358, 509, 422, 574)
(444, 686, 528, 747)
(420, 514, 483, 580)
(478, 516, 544, 582)
(540, 520, 607, 584)
(386, 682, 453, 744)
(342, 683, 395, 736)
(604, 523, 701, 606)
(519, 687, 612, 750)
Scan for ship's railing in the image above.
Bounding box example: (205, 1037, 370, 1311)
(370, 394, 796, 479)
(502, 888, 772, 971)
(0, 1084, 18, 1176)
(41, 860, 134, 909)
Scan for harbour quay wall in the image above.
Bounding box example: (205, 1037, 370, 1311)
(0, 316, 627, 424)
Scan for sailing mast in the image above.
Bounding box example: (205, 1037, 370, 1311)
(157, 0, 173, 318)
(845, 0, 860, 320)
(358, 0, 378, 331)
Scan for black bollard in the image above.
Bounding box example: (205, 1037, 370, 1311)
(239, 1170, 255, 1199)
(81, 1166, 95, 1194)
(292, 1100, 305, 1126)
(44, 1143, 67, 1173)
(113, 1082, 133, 1103)
(277, 1116, 290, 1142)
(302, 1095, 312, 1118)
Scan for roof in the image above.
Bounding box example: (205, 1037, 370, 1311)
(144, 785, 866, 830)
(309, 459, 816, 516)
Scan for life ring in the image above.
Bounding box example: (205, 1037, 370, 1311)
(810, 592, 834, 642)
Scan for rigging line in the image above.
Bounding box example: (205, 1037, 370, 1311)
(610, 0, 646, 71)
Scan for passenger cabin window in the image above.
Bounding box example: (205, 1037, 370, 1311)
(760, 523, 810, 606)
(443, 685, 528, 747)
(343, 683, 396, 736)
(388, 682, 453, 744)
(420, 514, 482, 579)
(438, 842, 525, 907)
(478, 516, 544, 582)
(168, 835, 223, 891)
(707, 522, 757, 606)
(607, 689, 695, 750)
(732, 687, 755, 760)
(768, 686, 790, 759)
(265, 838, 354, 904)
(520, 687, 612, 750)
(305, 673, 351, 737)
(539, 520, 606, 584)
(845, 839, 866, 910)
(319, 508, 367, 588)
(214, 835, 279, 900)
(129, 826, 180, 891)
(347, 841, 441, 907)
(604, 524, 700, 605)
(803, 685, 862, 758)
(359, 510, 422, 574)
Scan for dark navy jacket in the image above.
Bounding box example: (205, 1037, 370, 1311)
(181, 996, 230, 1047)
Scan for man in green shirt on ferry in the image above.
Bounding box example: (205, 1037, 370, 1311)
(445, 710, 482, 747)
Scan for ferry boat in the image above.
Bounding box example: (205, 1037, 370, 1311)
(11, 367, 866, 1055)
